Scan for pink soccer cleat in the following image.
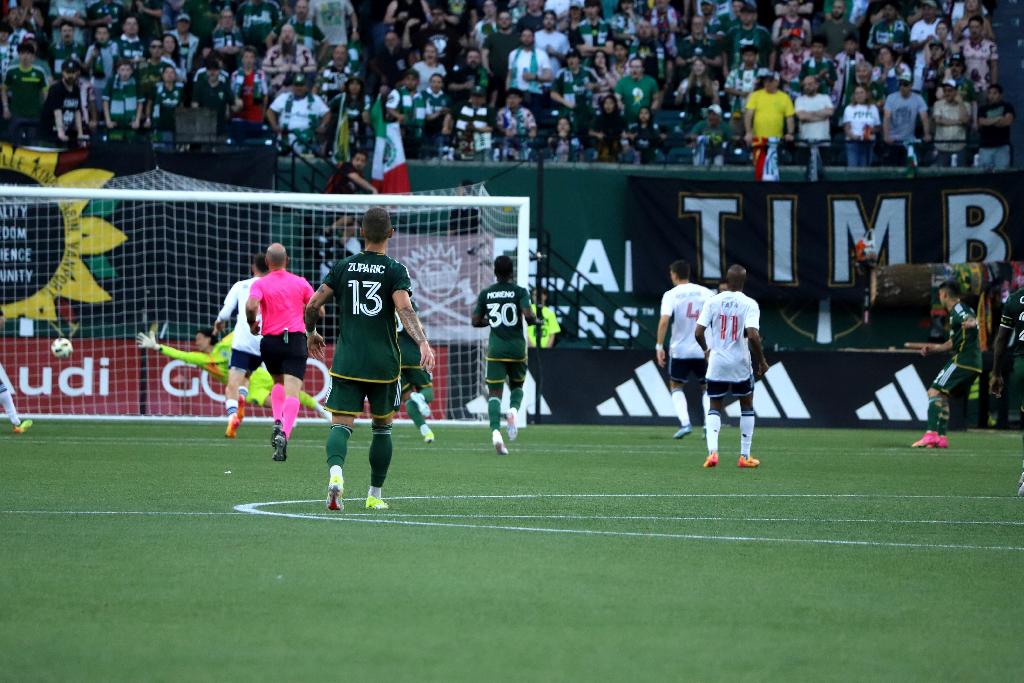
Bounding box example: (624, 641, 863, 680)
(911, 431, 940, 448)
(935, 436, 949, 449)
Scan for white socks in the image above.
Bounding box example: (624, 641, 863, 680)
(740, 411, 755, 457)
(701, 392, 710, 419)
(671, 389, 690, 427)
(225, 399, 238, 416)
(329, 465, 343, 481)
(705, 410, 721, 453)
(0, 386, 20, 427)
(368, 486, 382, 499)
(420, 424, 431, 436)
(492, 429, 503, 443)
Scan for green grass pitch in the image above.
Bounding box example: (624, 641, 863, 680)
(2, 421, 1023, 680)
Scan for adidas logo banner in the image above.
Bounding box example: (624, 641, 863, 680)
(525, 350, 949, 428)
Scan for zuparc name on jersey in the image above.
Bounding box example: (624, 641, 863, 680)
(627, 172, 1024, 302)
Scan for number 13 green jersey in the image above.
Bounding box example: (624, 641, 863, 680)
(322, 250, 412, 382)
(474, 281, 531, 361)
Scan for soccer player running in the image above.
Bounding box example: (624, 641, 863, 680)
(136, 328, 329, 417)
(471, 255, 537, 455)
(399, 297, 436, 444)
(213, 253, 269, 438)
(655, 259, 713, 439)
(0, 313, 32, 434)
(695, 265, 768, 469)
(305, 208, 435, 512)
(988, 286, 1024, 495)
(246, 244, 315, 461)
(912, 282, 981, 450)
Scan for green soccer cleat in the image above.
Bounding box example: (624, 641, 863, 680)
(12, 419, 33, 434)
(365, 495, 390, 510)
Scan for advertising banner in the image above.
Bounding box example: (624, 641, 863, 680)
(627, 173, 1024, 302)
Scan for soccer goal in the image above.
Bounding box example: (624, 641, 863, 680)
(0, 171, 530, 423)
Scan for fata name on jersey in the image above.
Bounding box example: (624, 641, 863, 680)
(347, 262, 386, 274)
(486, 290, 517, 300)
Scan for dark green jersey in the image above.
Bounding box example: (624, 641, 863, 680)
(86, 0, 126, 37)
(151, 81, 183, 130)
(474, 281, 531, 361)
(999, 288, 1024, 358)
(322, 250, 412, 382)
(949, 301, 981, 371)
(4, 65, 48, 118)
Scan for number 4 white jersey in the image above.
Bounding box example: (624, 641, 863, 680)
(217, 277, 262, 355)
(660, 282, 714, 359)
(697, 291, 761, 382)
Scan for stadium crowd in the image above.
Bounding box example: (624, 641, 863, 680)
(0, 0, 1013, 168)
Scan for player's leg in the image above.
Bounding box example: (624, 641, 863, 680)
(506, 361, 527, 442)
(485, 361, 508, 454)
(323, 378, 363, 511)
(736, 378, 758, 468)
(297, 390, 331, 420)
(1, 381, 31, 434)
(402, 369, 435, 443)
(1011, 357, 1024, 495)
(667, 358, 692, 439)
(915, 365, 955, 447)
(234, 351, 262, 420)
(224, 367, 247, 438)
(365, 381, 401, 509)
(274, 335, 310, 458)
(261, 336, 288, 445)
(703, 381, 727, 468)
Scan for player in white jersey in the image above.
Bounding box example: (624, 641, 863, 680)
(212, 254, 269, 438)
(656, 260, 713, 439)
(0, 314, 32, 434)
(695, 265, 768, 469)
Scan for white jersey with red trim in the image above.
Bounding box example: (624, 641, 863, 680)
(660, 282, 714, 359)
(697, 290, 760, 382)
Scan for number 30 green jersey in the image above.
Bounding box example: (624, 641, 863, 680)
(474, 281, 531, 361)
(322, 250, 412, 382)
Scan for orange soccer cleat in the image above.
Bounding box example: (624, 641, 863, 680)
(738, 455, 760, 468)
(225, 414, 241, 438)
(703, 452, 718, 468)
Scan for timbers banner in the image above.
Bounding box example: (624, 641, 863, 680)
(627, 172, 1024, 302)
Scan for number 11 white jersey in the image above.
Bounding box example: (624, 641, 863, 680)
(697, 290, 761, 382)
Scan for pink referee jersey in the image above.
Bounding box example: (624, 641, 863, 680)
(248, 269, 314, 336)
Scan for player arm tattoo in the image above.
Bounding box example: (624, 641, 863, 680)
(304, 284, 333, 333)
(397, 305, 429, 345)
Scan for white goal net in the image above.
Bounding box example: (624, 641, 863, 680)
(0, 172, 529, 422)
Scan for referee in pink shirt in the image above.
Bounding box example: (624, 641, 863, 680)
(245, 243, 315, 461)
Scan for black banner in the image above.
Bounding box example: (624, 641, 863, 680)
(532, 349, 975, 429)
(627, 173, 1024, 302)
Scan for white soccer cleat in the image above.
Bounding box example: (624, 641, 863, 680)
(412, 392, 432, 419)
(506, 407, 518, 442)
(326, 473, 344, 511)
(492, 429, 509, 456)
(1018, 472, 1024, 498)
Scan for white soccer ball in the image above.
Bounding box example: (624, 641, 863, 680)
(51, 337, 74, 359)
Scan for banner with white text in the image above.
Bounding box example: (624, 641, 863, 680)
(627, 173, 1024, 302)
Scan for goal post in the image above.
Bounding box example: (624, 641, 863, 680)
(0, 175, 530, 423)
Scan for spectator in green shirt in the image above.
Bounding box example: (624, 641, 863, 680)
(3, 42, 48, 143)
(613, 57, 660, 124)
(145, 64, 183, 135)
(52, 23, 86, 76)
(103, 58, 143, 139)
(192, 56, 239, 134)
(237, 0, 282, 55)
(86, 0, 125, 39)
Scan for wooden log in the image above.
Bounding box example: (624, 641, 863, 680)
(870, 264, 934, 307)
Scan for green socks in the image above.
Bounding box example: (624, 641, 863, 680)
(369, 426, 393, 487)
(510, 387, 524, 411)
(327, 424, 352, 468)
(488, 396, 501, 430)
(927, 396, 941, 432)
(936, 396, 950, 436)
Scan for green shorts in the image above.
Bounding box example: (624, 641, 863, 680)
(1010, 357, 1024, 411)
(401, 366, 432, 393)
(486, 358, 527, 386)
(326, 376, 401, 419)
(931, 362, 980, 394)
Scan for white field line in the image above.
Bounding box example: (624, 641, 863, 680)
(231, 501, 1024, 552)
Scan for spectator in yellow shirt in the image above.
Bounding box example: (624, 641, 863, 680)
(527, 286, 561, 348)
(743, 69, 795, 147)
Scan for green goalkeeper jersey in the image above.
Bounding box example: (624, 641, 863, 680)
(159, 332, 234, 379)
(322, 250, 412, 382)
(948, 301, 981, 371)
(999, 288, 1024, 358)
(474, 281, 531, 361)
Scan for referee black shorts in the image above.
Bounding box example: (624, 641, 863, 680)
(260, 332, 308, 380)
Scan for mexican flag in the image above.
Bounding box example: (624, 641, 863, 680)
(370, 95, 410, 194)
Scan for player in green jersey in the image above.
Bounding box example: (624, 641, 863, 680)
(135, 328, 329, 424)
(398, 297, 436, 444)
(912, 282, 981, 449)
(306, 207, 435, 512)
(471, 255, 537, 455)
(988, 287, 1024, 496)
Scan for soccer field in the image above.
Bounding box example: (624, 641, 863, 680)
(2, 421, 1022, 680)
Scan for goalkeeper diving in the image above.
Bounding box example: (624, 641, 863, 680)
(136, 328, 330, 423)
